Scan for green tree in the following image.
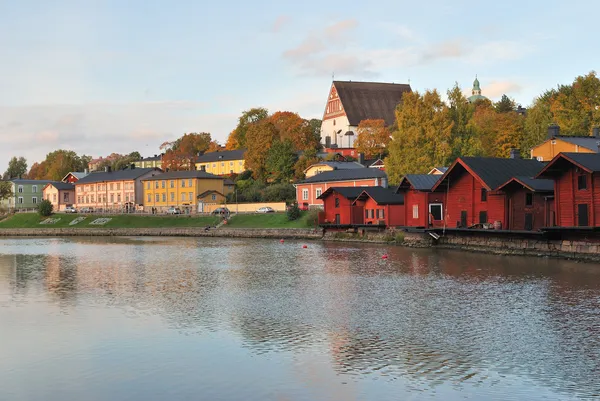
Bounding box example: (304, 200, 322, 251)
(494, 94, 516, 113)
(262, 183, 296, 202)
(447, 84, 482, 159)
(226, 107, 269, 149)
(286, 203, 301, 221)
(308, 119, 323, 147)
(550, 72, 600, 135)
(469, 102, 525, 158)
(294, 148, 321, 180)
(385, 90, 453, 183)
(265, 139, 298, 182)
(0, 181, 12, 201)
(38, 199, 53, 216)
(521, 97, 554, 156)
(3, 156, 28, 179)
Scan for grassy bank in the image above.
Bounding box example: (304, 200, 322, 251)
(0, 213, 221, 229)
(223, 212, 314, 228)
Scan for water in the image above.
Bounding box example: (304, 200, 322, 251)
(0, 237, 599, 401)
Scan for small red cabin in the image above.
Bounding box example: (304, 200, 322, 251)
(496, 176, 555, 230)
(352, 187, 405, 227)
(432, 156, 545, 229)
(396, 175, 446, 228)
(537, 152, 600, 227)
(317, 187, 365, 226)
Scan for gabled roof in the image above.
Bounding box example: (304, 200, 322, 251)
(61, 171, 88, 182)
(317, 186, 365, 200)
(196, 149, 246, 163)
(433, 157, 545, 191)
(361, 158, 384, 168)
(224, 178, 235, 186)
(304, 161, 364, 173)
(333, 81, 412, 126)
(544, 136, 600, 152)
(537, 152, 600, 178)
(299, 168, 387, 184)
(497, 176, 554, 192)
(75, 168, 157, 184)
(142, 170, 223, 181)
(44, 182, 75, 191)
(198, 190, 224, 199)
(139, 155, 162, 161)
(355, 186, 404, 205)
(428, 166, 448, 174)
(397, 174, 441, 192)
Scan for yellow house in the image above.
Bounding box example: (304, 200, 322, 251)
(304, 161, 365, 178)
(141, 170, 227, 212)
(195, 149, 246, 176)
(531, 126, 600, 162)
(134, 154, 163, 169)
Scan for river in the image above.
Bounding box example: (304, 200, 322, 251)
(0, 237, 599, 400)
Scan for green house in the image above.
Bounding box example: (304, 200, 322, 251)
(0, 179, 58, 210)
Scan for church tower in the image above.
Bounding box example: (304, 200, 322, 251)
(467, 75, 488, 103)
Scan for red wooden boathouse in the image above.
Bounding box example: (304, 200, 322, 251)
(496, 176, 555, 230)
(396, 175, 446, 228)
(352, 186, 405, 227)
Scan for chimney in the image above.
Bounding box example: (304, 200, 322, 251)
(509, 149, 521, 159)
(593, 127, 600, 138)
(200, 165, 206, 171)
(154, 154, 157, 158)
(130, 163, 135, 169)
(105, 166, 111, 173)
(357, 152, 365, 166)
(548, 124, 560, 139)
(84, 168, 89, 174)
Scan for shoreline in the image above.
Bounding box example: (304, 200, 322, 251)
(1, 227, 599, 263)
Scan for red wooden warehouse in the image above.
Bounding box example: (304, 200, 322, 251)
(496, 176, 555, 230)
(395, 175, 446, 228)
(536, 152, 600, 227)
(352, 186, 405, 227)
(317, 187, 365, 226)
(432, 155, 545, 229)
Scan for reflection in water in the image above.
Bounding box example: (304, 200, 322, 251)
(0, 237, 599, 400)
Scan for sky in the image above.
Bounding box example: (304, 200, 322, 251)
(1, 0, 599, 169)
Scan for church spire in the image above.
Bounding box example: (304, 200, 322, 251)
(472, 75, 481, 96)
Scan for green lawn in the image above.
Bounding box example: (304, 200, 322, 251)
(0, 213, 220, 228)
(224, 212, 314, 228)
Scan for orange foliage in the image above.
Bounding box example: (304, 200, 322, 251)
(354, 119, 390, 158)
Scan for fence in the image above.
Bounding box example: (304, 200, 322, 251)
(201, 202, 287, 214)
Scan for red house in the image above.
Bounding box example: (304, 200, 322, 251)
(496, 176, 555, 230)
(295, 168, 388, 209)
(396, 175, 446, 228)
(536, 152, 600, 227)
(352, 187, 405, 227)
(432, 155, 545, 229)
(317, 187, 365, 226)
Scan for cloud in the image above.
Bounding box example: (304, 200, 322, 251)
(0, 102, 236, 166)
(272, 15, 291, 33)
(481, 81, 524, 98)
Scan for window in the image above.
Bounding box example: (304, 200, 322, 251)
(53, 194, 57, 202)
(32, 197, 37, 204)
(536, 156, 543, 162)
(525, 193, 533, 207)
(155, 194, 159, 202)
(367, 209, 374, 219)
(125, 194, 129, 202)
(111, 194, 115, 203)
(188, 179, 192, 187)
(32, 185, 37, 193)
(170, 192, 175, 201)
(211, 194, 216, 201)
(377, 209, 385, 219)
(221, 162, 224, 167)
(302, 189, 309, 200)
(110, 183, 114, 190)
(334, 197, 340, 208)
(78, 196, 82, 204)
(17, 185, 23, 193)
(147, 182, 151, 189)
(412, 204, 419, 219)
(429, 204, 443, 221)
(162, 193, 166, 202)
(181, 180, 186, 188)
(212, 163, 216, 168)
(154, 181, 159, 189)
(116, 183, 120, 190)
(481, 188, 487, 202)
(551, 140, 557, 145)
(91, 195, 95, 203)
(182, 193, 187, 201)
(161, 181, 165, 189)
(148, 194, 152, 202)
(189, 192, 193, 201)
(239, 161, 243, 166)
(63, 193, 69, 202)
(578, 175, 588, 190)
(316, 188, 322, 198)
(230, 162, 233, 166)
(170, 180, 174, 188)
(18, 197, 23, 204)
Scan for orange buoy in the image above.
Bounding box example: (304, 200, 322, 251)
(382, 254, 388, 259)
(302, 245, 308, 249)
(280, 239, 284, 243)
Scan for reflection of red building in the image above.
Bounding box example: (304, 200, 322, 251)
(396, 175, 446, 228)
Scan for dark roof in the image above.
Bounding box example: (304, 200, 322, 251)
(299, 167, 387, 184)
(142, 170, 223, 181)
(46, 182, 75, 190)
(198, 190, 224, 199)
(537, 152, 600, 178)
(64, 172, 88, 180)
(559, 152, 600, 172)
(334, 81, 412, 126)
(139, 155, 162, 161)
(399, 174, 441, 191)
(455, 157, 545, 190)
(361, 158, 384, 168)
(75, 168, 156, 184)
(552, 136, 600, 152)
(196, 149, 246, 163)
(8, 179, 57, 185)
(224, 178, 235, 186)
(355, 186, 404, 205)
(317, 186, 365, 200)
(308, 161, 364, 171)
(497, 176, 554, 192)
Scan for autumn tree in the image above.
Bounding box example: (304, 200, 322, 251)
(225, 107, 269, 149)
(206, 140, 221, 153)
(446, 84, 482, 160)
(269, 111, 320, 153)
(385, 90, 453, 183)
(265, 139, 298, 182)
(521, 95, 554, 156)
(3, 156, 28, 179)
(354, 119, 390, 158)
(244, 120, 279, 179)
(0, 181, 12, 202)
(550, 72, 600, 135)
(162, 132, 212, 171)
(294, 148, 321, 180)
(27, 150, 89, 181)
(469, 101, 525, 158)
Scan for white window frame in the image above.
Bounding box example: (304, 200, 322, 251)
(412, 204, 419, 219)
(32, 197, 37, 204)
(302, 189, 309, 201)
(18, 197, 23, 204)
(315, 188, 322, 198)
(429, 203, 443, 222)
(17, 185, 23, 193)
(32, 185, 37, 193)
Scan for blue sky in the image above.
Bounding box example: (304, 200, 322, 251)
(0, 0, 598, 167)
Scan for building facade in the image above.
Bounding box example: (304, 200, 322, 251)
(0, 179, 55, 210)
(134, 155, 163, 169)
(396, 175, 446, 228)
(496, 176, 555, 230)
(195, 149, 246, 176)
(43, 182, 75, 211)
(530, 125, 600, 162)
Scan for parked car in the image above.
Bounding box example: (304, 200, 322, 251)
(64, 206, 77, 213)
(80, 207, 94, 213)
(256, 207, 274, 213)
(167, 207, 182, 215)
(212, 207, 230, 215)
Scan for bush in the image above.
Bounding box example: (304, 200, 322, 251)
(395, 232, 405, 243)
(286, 203, 301, 221)
(263, 183, 295, 202)
(305, 208, 320, 227)
(38, 199, 53, 216)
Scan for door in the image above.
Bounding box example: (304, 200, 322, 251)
(524, 213, 533, 231)
(479, 211, 488, 224)
(335, 214, 340, 225)
(460, 211, 467, 228)
(429, 204, 443, 225)
(577, 204, 589, 227)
